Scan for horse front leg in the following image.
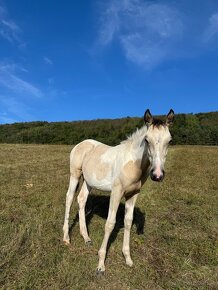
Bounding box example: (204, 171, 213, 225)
(96, 185, 123, 275)
(122, 193, 138, 267)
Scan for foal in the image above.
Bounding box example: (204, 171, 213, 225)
(63, 109, 174, 274)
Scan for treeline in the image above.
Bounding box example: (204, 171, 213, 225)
(0, 111, 217, 146)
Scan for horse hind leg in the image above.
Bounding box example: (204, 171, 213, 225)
(63, 172, 80, 244)
(77, 181, 92, 244)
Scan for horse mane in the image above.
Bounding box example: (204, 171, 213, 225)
(121, 125, 148, 148)
(152, 118, 165, 127)
(121, 119, 165, 147)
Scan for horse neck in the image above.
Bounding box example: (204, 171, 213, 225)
(125, 134, 148, 162)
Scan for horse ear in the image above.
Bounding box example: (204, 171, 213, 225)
(166, 109, 174, 126)
(144, 109, 153, 125)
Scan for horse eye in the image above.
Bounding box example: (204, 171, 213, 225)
(145, 139, 149, 145)
(169, 139, 172, 144)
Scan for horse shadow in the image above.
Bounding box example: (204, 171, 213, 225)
(69, 192, 146, 250)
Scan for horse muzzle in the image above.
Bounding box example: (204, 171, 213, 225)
(150, 169, 165, 182)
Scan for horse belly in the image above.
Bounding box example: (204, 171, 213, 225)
(83, 172, 112, 192)
(82, 145, 113, 191)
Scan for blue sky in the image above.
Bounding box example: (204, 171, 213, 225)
(0, 0, 218, 123)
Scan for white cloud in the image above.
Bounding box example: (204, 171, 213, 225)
(0, 62, 43, 98)
(44, 57, 53, 65)
(98, 2, 120, 45)
(121, 33, 166, 68)
(0, 114, 18, 124)
(2, 19, 20, 33)
(0, 96, 33, 122)
(97, 0, 184, 69)
(0, 4, 23, 45)
(203, 13, 218, 42)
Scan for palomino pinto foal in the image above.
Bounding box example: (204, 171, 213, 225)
(63, 109, 174, 275)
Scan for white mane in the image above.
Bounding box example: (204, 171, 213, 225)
(121, 125, 147, 148)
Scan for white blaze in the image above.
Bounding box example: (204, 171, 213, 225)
(153, 153, 162, 178)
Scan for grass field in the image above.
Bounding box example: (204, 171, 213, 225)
(0, 144, 217, 289)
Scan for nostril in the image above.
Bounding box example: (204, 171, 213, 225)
(158, 173, 165, 182)
(150, 169, 155, 179)
(150, 170, 165, 182)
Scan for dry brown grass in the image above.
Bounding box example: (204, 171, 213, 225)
(0, 144, 217, 289)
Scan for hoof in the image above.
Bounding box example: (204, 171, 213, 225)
(126, 260, 133, 267)
(63, 240, 70, 245)
(96, 268, 105, 277)
(85, 240, 92, 246)
(123, 253, 133, 267)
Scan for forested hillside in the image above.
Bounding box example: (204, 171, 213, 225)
(0, 111, 217, 145)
